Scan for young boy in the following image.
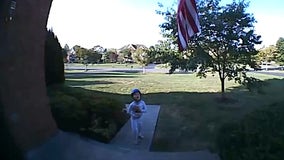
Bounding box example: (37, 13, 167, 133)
(127, 88, 147, 145)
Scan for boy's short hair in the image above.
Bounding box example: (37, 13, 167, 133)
(131, 88, 141, 96)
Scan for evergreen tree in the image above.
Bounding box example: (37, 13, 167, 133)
(44, 29, 65, 86)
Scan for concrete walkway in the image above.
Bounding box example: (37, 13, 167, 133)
(26, 105, 220, 160)
(110, 105, 160, 151)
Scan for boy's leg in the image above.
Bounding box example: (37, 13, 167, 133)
(131, 118, 139, 144)
(137, 119, 144, 139)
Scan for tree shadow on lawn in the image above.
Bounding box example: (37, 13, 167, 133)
(65, 72, 139, 86)
(65, 80, 115, 86)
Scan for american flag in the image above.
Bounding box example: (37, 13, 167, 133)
(177, 0, 201, 51)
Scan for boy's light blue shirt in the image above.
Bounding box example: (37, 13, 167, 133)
(127, 100, 147, 119)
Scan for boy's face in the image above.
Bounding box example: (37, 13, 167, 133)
(132, 92, 141, 101)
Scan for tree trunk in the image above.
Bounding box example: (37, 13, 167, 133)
(220, 77, 225, 99)
(0, 0, 57, 151)
(218, 69, 226, 100)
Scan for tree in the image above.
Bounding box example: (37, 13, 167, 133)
(132, 47, 150, 73)
(157, 0, 262, 98)
(104, 49, 118, 63)
(92, 45, 106, 54)
(276, 37, 284, 65)
(72, 45, 102, 70)
(73, 45, 87, 63)
(44, 29, 65, 86)
(155, 2, 202, 73)
(256, 45, 277, 64)
(148, 41, 182, 71)
(118, 48, 133, 63)
(86, 49, 102, 64)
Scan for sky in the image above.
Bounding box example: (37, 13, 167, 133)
(47, 0, 284, 49)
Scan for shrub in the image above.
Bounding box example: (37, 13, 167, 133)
(216, 102, 284, 160)
(47, 85, 128, 143)
(49, 91, 88, 131)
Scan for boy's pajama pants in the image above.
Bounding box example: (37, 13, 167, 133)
(130, 117, 142, 140)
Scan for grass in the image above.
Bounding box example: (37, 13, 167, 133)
(65, 70, 239, 94)
(64, 69, 284, 152)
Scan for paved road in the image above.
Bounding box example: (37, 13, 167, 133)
(255, 71, 284, 77)
(65, 64, 284, 76)
(64, 64, 196, 74)
(65, 63, 170, 73)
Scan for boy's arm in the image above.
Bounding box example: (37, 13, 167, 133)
(127, 103, 136, 117)
(126, 104, 129, 113)
(141, 101, 147, 113)
(127, 103, 132, 114)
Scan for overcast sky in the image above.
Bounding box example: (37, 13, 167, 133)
(47, 0, 284, 49)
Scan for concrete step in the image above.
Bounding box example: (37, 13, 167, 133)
(26, 104, 220, 160)
(26, 131, 219, 160)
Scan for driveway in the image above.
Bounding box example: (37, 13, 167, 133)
(255, 71, 284, 77)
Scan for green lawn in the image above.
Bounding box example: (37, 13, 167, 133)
(65, 69, 284, 152)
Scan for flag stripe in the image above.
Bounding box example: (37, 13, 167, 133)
(178, 11, 189, 41)
(177, 13, 189, 50)
(184, 0, 200, 33)
(177, 0, 200, 51)
(180, 0, 200, 34)
(181, 7, 196, 38)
